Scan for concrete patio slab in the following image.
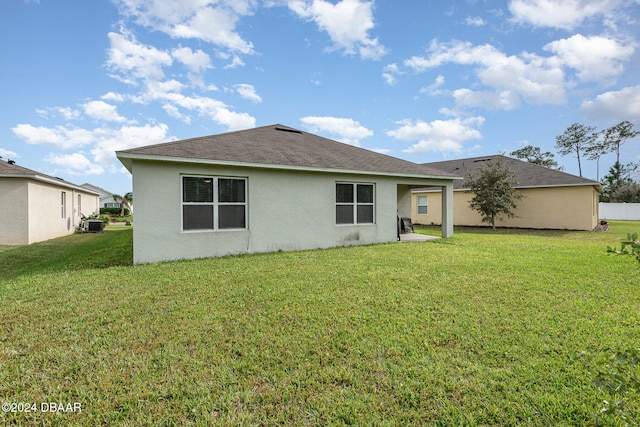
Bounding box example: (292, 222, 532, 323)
(399, 233, 440, 242)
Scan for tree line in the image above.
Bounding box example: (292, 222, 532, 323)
(510, 121, 639, 203)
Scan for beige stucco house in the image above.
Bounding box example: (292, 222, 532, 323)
(0, 160, 100, 245)
(117, 124, 459, 264)
(412, 155, 601, 231)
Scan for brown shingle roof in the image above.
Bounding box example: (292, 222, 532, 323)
(117, 124, 459, 179)
(0, 160, 99, 193)
(420, 155, 600, 190)
(0, 160, 45, 177)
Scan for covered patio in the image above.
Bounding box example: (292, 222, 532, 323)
(397, 181, 455, 240)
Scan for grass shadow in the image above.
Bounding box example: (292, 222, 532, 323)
(414, 224, 597, 238)
(0, 226, 133, 281)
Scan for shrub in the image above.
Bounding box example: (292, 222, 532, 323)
(579, 347, 640, 426)
(100, 207, 130, 216)
(608, 232, 640, 264)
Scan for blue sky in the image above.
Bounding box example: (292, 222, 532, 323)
(2, 0, 639, 196)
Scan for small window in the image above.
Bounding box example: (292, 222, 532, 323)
(183, 177, 214, 230)
(182, 176, 246, 231)
(61, 191, 66, 218)
(218, 178, 246, 229)
(417, 195, 428, 215)
(336, 183, 354, 224)
(336, 183, 375, 225)
(357, 184, 374, 223)
(78, 194, 82, 215)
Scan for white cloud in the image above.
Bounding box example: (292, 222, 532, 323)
(83, 101, 127, 122)
(370, 147, 390, 155)
(453, 88, 523, 110)
(137, 80, 256, 130)
(582, 85, 640, 120)
(508, 0, 628, 30)
(90, 123, 171, 167)
(235, 84, 262, 103)
(139, 79, 186, 101)
(113, 0, 255, 54)
(419, 75, 446, 96)
(13, 122, 172, 174)
(223, 55, 246, 69)
(288, 0, 387, 60)
(101, 92, 126, 102)
(404, 40, 566, 110)
(57, 107, 81, 120)
(36, 107, 81, 120)
(465, 16, 486, 26)
(171, 46, 212, 74)
(12, 124, 95, 149)
(544, 34, 634, 82)
(387, 117, 485, 155)
(0, 147, 18, 159)
(300, 116, 373, 146)
(162, 104, 192, 124)
(102, 27, 256, 131)
(45, 152, 105, 176)
(382, 63, 401, 86)
(106, 30, 172, 83)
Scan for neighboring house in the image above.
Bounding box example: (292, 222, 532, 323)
(80, 183, 118, 208)
(412, 155, 601, 231)
(80, 183, 133, 213)
(0, 160, 100, 245)
(116, 124, 459, 264)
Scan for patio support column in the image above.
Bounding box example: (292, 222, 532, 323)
(441, 183, 454, 238)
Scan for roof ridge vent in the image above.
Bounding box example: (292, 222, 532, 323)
(275, 126, 302, 134)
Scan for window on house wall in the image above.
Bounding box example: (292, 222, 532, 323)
(182, 176, 247, 231)
(336, 182, 375, 225)
(417, 195, 428, 215)
(61, 191, 66, 218)
(78, 194, 82, 215)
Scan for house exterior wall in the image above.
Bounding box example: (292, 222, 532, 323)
(0, 177, 99, 245)
(0, 178, 29, 245)
(27, 181, 100, 244)
(412, 185, 599, 231)
(131, 160, 439, 264)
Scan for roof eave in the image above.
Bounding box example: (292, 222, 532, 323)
(0, 173, 101, 194)
(413, 182, 602, 192)
(116, 152, 461, 181)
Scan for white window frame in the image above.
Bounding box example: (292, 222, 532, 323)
(181, 175, 248, 232)
(61, 191, 66, 218)
(77, 194, 82, 216)
(335, 182, 375, 225)
(417, 195, 428, 215)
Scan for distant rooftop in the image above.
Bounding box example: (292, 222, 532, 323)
(419, 155, 600, 190)
(0, 160, 99, 194)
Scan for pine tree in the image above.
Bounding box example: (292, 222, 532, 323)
(555, 123, 598, 177)
(510, 145, 563, 170)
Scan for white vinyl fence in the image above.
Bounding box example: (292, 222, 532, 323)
(599, 203, 640, 220)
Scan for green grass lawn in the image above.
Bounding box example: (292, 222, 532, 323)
(0, 222, 638, 425)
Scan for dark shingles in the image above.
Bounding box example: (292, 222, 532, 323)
(421, 155, 600, 190)
(0, 160, 98, 192)
(0, 160, 44, 177)
(118, 124, 458, 178)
